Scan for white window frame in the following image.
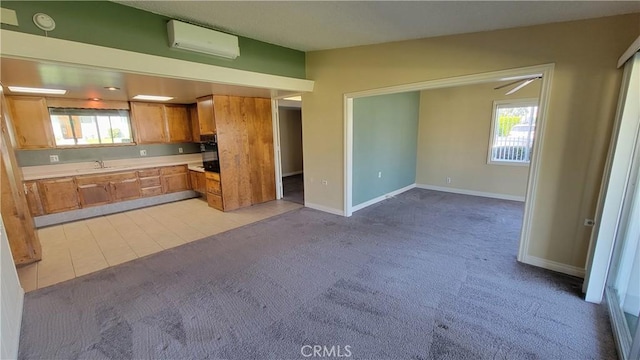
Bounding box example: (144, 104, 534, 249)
(487, 98, 539, 166)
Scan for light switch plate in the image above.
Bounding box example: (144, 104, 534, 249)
(49, 155, 59, 163)
(140, 149, 147, 156)
(178, 147, 183, 154)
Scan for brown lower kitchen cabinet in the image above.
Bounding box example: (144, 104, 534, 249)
(77, 182, 111, 207)
(189, 170, 206, 194)
(37, 177, 80, 213)
(23, 181, 45, 217)
(76, 172, 141, 207)
(138, 168, 162, 197)
(161, 165, 191, 193)
(110, 175, 141, 201)
(24, 164, 196, 218)
(205, 172, 224, 211)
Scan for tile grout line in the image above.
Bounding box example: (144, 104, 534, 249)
(86, 216, 138, 264)
(105, 214, 162, 258)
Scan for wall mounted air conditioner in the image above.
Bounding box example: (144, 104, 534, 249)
(167, 20, 240, 59)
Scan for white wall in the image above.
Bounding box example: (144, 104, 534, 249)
(0, 216, 24, 359)
(279, 107, 303, 176)
(586, 53, 640, 302)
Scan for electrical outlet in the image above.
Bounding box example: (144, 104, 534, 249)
(140, 149, 147, 156)
(446, 177, 452, 184)
(178, 147, 183, 154)
(321, 180, 328, 186)
(584, 219, 595, 227)
(49, 155, 59, 163)
(378, 171, 382, 178)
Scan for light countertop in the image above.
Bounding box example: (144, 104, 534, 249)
(22, 154, 203, 180)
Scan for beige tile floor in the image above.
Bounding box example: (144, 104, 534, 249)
(16, 198, 302, 292)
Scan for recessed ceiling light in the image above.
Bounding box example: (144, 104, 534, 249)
(132, 94, 173, 101)
(7, 86, 67, 95)
(90, 98, 101, 101)
(283, 96, 302, 101)
(104, 86, 120, 91)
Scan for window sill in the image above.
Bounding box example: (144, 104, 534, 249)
(487, 161, 531, 167)
(54, 143, 138, 149)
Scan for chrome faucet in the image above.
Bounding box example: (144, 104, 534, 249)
(95, 160, 105, 169)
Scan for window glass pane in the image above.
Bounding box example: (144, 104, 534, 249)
(49, 109, 132, 147)
(109, 116, 132, 143)
(51, 115, 76, 146)
(490, 102, 538, 164)
(96, 116, 113, 144)
(75, 116, 99, 145)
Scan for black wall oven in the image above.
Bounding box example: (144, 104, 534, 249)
(200, 134, 220, 173)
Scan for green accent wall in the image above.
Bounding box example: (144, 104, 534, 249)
(1, 1, 305, 79)
(16, 143, 201, 167)
(353, 92, 420, 206)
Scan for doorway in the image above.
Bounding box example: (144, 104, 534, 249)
(278, 103, 304, 204)
(344, 63, 555, 271)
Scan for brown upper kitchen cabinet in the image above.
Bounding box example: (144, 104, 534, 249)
(196, 95, 216, 135)
(6, 96, 55, 149)
(189, 104, 200, 140)
(131, 102, 167, 143)
(165, 105, 192, 143)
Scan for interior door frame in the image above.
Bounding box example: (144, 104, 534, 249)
(343, 63, 555, 268)
(271, 99, 283, 199)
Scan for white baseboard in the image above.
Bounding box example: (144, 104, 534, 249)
(521, 255, 586, 278)
(352, 184, 416, 212)
(415, 184, 525, 202)
(304, 202, 345, 216)
(282, 171, 303, 177)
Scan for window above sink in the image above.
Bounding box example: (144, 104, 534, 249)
(49, 108, 133, 147)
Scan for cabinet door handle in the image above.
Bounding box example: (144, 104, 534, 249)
(122, 178, 138, 183)
(78, 184, 98, 188)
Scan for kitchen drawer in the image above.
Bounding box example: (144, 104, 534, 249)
(205, 171, 220, 181)
(137, 168, 160, 178)
(206, 179, 221, 195)
(161, 165, 187, 175)
(141, 186, 163, 197)
(139, 176, 161, 188)
(207, 193, 223, 210)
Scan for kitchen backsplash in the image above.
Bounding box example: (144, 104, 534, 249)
(17, 143, 201, 167)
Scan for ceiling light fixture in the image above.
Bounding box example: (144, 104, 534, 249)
(90, 98, 101, 101)
(132, 94, 174, 101)
(104, 86, 120, 91)
(7, 86, 67, 95)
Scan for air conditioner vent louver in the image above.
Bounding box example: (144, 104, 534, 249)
(167, 20, 240, 59)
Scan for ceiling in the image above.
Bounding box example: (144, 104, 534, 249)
(114, 1, 640, 51)
(0, 58, 279, 104)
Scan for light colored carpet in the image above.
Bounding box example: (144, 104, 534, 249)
(18, 189, 616, 359)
